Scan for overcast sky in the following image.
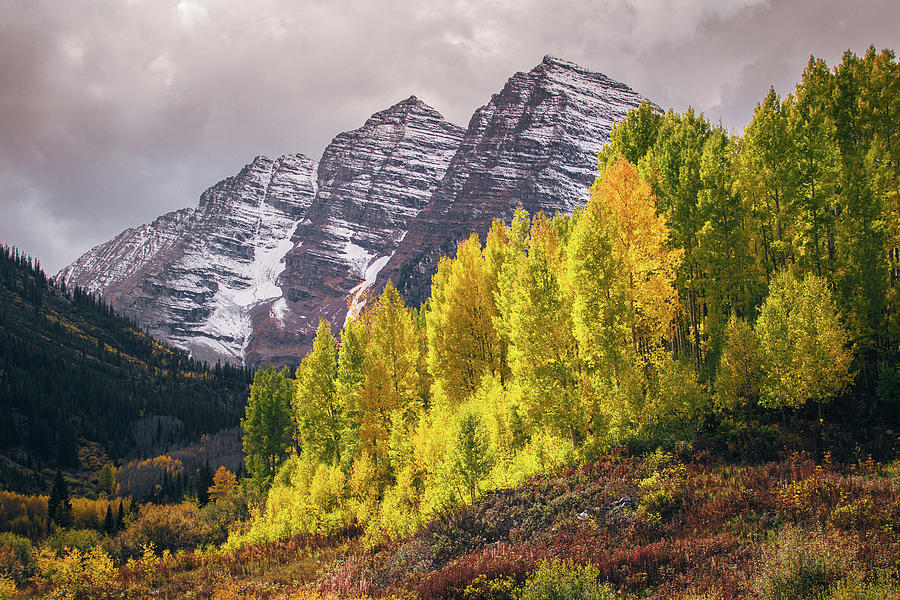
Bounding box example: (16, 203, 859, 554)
(2, 0, 898, 274)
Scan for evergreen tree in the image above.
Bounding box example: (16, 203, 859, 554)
(116, 499, 125, 530)
(103, 504, 116, 535)
(47, 470, 72, 528)
(196, 462, 213, 506)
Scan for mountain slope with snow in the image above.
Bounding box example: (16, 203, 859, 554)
(377, 55, 655, 305)
(245, 96, 466, 365)
(59, 56, 654, 367)
(59, 153, 319, 364)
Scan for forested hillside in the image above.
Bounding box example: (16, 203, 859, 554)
(0, 245, 251, 493)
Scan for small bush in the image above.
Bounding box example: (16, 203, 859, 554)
(32, 544, 121, 600)
(636, 453, 686, 524)
(124, 543, 169, 588)
(44, 528, 101, 556)
(0, 532, 34, 584)
(463, 574, 520, 600)
(122, 501, 212, 554)
(519, 559, 615, 600)
(776, 474, 843, 523)
(828, 497, 876, 530)
(753, 527, 854, 600)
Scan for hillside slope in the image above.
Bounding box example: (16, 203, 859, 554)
(0, 246, 250, 494)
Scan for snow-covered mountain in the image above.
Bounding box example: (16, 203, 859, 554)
(58, 56, 654, 367)
(245, 96, 465, 366)
(377, 55, 653, 305)
(58, 154, 319, 364)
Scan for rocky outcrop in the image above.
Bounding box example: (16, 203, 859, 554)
(377, 55, 653, 305)
(58, 154, 319, 365)
(244, 96, 465, 366)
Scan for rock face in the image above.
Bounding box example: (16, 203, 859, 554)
(245, 96, 465, 366)
(59, 56, 654, 367)
(58, 154, 319, 365)
(376, 55, 653, 305)
(59, 98, 464, 366)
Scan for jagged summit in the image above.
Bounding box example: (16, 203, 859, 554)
(60, 56, 653, 366)
(358, 95, 446, 128)
(540, 54, 606, 74)
(376, 55, 652, 305)
(249, 91, 466, 365)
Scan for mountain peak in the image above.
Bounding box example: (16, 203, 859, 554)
(541, 54, 580, 69)
(534, 54, 615, 84)
(377, 54, 653, 306)
(368, 94, 445, 125)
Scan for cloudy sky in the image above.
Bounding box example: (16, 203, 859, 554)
(2, 0, 899, 274)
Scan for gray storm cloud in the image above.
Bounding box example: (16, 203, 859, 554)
(1, 0, 898, 273)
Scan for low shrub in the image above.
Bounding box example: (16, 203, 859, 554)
(753, 527, 854, 600)
(636, 452, 686, 524)
(776, 474, 843, 523)
(123, 543, 170, 589)
(44, 528, 102, 556)
(0, 532, 34, 584)
(122, 501, 213, 555)
(32, 544, 121, 600)
(519, 559, 615, 600)
(462, 574, 520, 600)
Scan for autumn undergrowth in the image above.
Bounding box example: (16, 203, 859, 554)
(3, 450, 900, 599)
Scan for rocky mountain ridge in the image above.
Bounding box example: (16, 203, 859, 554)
(58, 56, 654, 367)
(378, 55, 652, 304)
(58, 153, 319, 364)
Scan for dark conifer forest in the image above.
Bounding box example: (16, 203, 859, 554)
(0, 245, 250, 492)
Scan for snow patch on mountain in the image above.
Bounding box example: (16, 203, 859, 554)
(199, 217, 299, 361)
(344, 253, 392, 327)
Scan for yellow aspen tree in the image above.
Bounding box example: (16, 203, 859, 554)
(207, 466, 238, 503)
(294, 320, 342, 465)
(358, 282, 421, 476)
(755, 270, 853, 411)
(569, 159, 682, 427)
(506, 213, 585, 448)
(571, 158, 681, 359)
(426, 233, 504, 406)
